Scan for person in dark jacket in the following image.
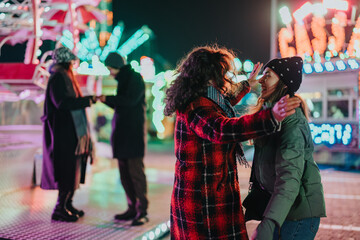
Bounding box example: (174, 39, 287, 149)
(100, 52, 148, 226)
(163, 46, 301, 240)
(246, 56, 326, 240)
(41, 47, 96, 222)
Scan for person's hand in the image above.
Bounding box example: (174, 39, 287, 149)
(250, 229, 258, 240)
(251, 218, 276, 240)
(97, 95, 106, 102)
(272, 95, 301, 122)
(247, 62, 263, 89)
(90, 95, 97, 104)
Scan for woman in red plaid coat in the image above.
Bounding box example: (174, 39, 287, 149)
(164, 46, 301, 239)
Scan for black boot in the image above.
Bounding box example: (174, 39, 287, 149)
(131, 212, 148, 226)
(66, 191, 84, 217)
(114, 209, 137, 221)
(52, 191, 78, 222)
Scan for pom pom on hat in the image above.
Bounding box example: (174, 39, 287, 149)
(263, 56, 303, 95)
(52, 47, 77, 64)
(104, 52, 126, 69)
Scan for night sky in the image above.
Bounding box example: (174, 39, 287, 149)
(112, 0, 272, 68)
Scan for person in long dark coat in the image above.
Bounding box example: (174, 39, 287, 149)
(41, 47, 96, 222)
(100, 52, 148, 226)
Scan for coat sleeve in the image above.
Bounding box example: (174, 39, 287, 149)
(49, 72, 91, 110)
(104, 74, 145, 108)
(229, 81, 251, 106)
(188, 105, 279, 144)
(263, 114, 305, 227)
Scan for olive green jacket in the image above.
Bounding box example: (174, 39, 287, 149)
(253, 107, 326, 228)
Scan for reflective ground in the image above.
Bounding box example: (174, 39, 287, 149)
(0, 126, 359, 239)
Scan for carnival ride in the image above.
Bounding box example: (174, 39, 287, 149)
(0, 0, 106, 102)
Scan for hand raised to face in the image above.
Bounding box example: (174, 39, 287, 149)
(247, 62, 263, 89)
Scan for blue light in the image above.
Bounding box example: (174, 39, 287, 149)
(233, 58, 242, 72)
(324, 61, 335, 72)
(303, 63, 313, 74)
(309, 123, 353, 147)
(347, 59, 359, 69)
(117, 25, 153, 57)
(243, 60, 254, 73)
(335, 60, 347, 71)
(313, 62, 324, 73)
(100, 23, 125, 61)
(324, 51, 331, 61)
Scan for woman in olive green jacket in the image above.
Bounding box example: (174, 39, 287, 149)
(246, 56, 326, 240)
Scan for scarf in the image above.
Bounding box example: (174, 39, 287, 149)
(206, 86, 250, 167)
(71, 109, 92, 157)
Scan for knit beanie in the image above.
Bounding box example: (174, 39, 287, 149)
(263, 56, 303, 96)
(52, 47, 77, 64)
(104, 52, 126, 69)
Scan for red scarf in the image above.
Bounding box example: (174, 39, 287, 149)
(67, 68, 83, 97)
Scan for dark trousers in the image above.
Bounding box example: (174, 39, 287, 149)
(117, 157, 148, 214)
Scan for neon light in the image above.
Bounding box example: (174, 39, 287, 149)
(117, 25, 153, 57)
(311, 16, 327, 55)
(100, 22, 124, 61)
(60, 30, 74, 50)
(140, 56, 155, 81)
(347, 17, 360, 56)
(243, 60, 254, 72)
(295, 23, 313, 57)
(279, 28, 296, 57)
(323, 0, 349, 11)
(233, 58, 242, 72)
(130, 60, 141, 73)
(309, 123, 353, 146)
(328, 12, 347, 55)
(76, 56, 110, 76)
(314, 62, 324, 73)
(279, 6, 292, 25)
(347, 59, 359, 69)
(335, 60, 346, 70)
(324, 61, 335, 71)
(312, 3, 327, 16)
(150, 72, 166, 135)
(293, 2, 312, 23)
(303, 63, 313, 74)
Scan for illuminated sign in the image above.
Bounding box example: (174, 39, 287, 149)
(309, 123, 353, 146)
(278, 1, 359, 61)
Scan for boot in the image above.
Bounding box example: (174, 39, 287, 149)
(114, 208, 137, 221)
(66, 191, 84, 217)
(131, 212, 148, 226)
(51, 190, 78, 222)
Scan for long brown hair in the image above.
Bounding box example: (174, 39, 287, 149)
(164, 45, 237, 116)
(54, 62, 83, 97)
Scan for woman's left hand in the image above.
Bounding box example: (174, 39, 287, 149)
(247, 62, 263, 89)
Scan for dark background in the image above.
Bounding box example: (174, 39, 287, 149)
(112, 0, 272, 68)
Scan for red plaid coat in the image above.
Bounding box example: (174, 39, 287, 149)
(170, 88, 279, 239)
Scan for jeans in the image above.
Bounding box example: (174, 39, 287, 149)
(273, 217, 320, 240)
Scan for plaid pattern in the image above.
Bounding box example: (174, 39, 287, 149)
(170, 95, 279, 239)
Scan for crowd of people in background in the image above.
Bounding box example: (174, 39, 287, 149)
(41, 45, 326, 239)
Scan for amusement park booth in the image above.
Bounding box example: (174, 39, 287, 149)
(299, 59, 360, 168)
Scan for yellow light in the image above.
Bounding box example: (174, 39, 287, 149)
(279, 28, 296, 58)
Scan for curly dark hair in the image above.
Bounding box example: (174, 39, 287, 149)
(164, 45, 236, 116)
